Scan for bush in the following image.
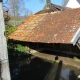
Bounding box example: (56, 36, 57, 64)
(7, 41, 30, 55)
(14, 44, 28, 53)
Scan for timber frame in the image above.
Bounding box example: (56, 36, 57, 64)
(76, 37, 80, 49)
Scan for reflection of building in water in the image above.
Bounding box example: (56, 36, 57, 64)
(63, 0, 80, 8)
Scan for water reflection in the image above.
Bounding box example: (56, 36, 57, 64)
(10, 57, 52, 80)
(69, 70, 77, 80)
(54, 60, 63, 80)
(8, 49, 80, 80)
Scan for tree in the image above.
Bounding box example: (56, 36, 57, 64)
(3, 9, 10, 25)
(8, 0, 45, 26)
(8, 0, 27, 26)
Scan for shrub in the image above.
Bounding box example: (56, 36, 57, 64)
(15, 44, 27, 53)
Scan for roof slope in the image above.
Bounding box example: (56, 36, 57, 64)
(8, 8, 80, 44)
(36, 3, 70, 14)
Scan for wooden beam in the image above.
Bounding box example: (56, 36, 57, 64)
(76, 39, 80, 49)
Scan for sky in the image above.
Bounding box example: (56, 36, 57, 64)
(3, 0, 63, 14)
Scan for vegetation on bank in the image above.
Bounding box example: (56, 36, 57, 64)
(6, 26, 17, 37)
(6, 25, 30, 55)
(4, 13, 31, 56)
(7, 40, 30, 56)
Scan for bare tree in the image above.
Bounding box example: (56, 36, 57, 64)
(8, 0, 27, 26)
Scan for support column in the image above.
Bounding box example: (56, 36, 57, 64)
(0, 1, 11, 80)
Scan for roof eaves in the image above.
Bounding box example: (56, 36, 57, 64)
(71, 27, 80, 45)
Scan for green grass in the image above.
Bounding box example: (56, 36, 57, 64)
(73, 57, 80, 62)
(6, 26, 17, 36)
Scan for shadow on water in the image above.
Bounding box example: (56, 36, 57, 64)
(19, 58, 53, 80)
(9, 48, 63, 80)
(44, 61, 56, 80)
(8, 48, 31, 80)
(8, 48, 80, 80)
(54, 60, 63, 80)
(69, 70, 77, 80)
(44, 60, 63, 80)
(10, 57, 52, 80)
(8, 48, 52, 80)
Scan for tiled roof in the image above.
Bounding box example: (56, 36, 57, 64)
(36, 3, 70, 14)
(8, 8, 80, 44)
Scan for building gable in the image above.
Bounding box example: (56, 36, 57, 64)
(63, 0, 80, 8)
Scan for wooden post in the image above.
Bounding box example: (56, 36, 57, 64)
(0, 1, 11, 80)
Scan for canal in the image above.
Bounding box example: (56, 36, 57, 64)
(8, 49, 80, 80)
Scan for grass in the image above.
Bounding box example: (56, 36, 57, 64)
(6, 26, 17, 36)
(73, 57, 80, 62)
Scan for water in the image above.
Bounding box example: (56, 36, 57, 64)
(8, 49, 80, 80)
